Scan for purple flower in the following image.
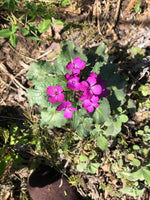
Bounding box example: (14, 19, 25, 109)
(65, 73, 81, 91)
(82, 95, 99, 113)
(66, 58, 86, 74)
(89, 72, 109, 98)
(65, 73, 78, 81)
(57, 101, 77, 118)
(80, 77, 102, 98)
(46, 85, 65, 104)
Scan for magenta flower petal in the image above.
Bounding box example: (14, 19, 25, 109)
(55, 85, 63, 92)
(70, 107, 77, 111)
(86, 106, 94, 113)
(87, 77, 97, 86)
(66, 62, 74, 71)
(89, 72, 98, 78)
(67, 76, 80, 91)
(57, 93, 65, 102)
(66, 58, 86, 74)
(82, 99, 91, 108)
(72, 68, 80, 75)
(64, 110, 73, 118)
(46, 86, 55, 95)
(47, 85, 64, 104)
(82, 95, 99, 113)
(57, 103, 65, 111)
(67, 82, 80, 90)
(65, 73, 79, 81)
(73, 58, 86, 70)
(103, 89, 109, 97)
(56, 101, 77, 119)
(92, 84, 102, 95)
(49, 96, 57, 104)
(89, 73, 109, 98)
(80, 81, 89, 91)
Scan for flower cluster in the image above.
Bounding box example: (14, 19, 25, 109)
(46, 58, 109, 118)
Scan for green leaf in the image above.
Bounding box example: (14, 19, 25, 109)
(10, 33, 17, 47)
(87, 163, 100, 174)
(76, 117, 93, 137)
(95, 42, 108, 62)
(26, 61, 55, 81)
(55, 40, 87, 75)
(132, 158, 141, 167)
(97, 135, 108, 150)
(38, 19, 51, 33)
(89, 151, 97, 160)
(55, 20, 64, 26)
(92, 62, 104, 74)
(104, 117, 122, 136)
(119, 114, 128, 123)
(1, 128, 9, 144)
(76, 162, 86, 172)
(60, 0, 68, 6)
(0, 29, 12, 37)
(93, 98, 111, 124)
(120, 187, 144, 197)
(141, 167, 150, 184)
(41, 107, 67, 129)
(125, 167, 150, 184)
(127, 153, 135, 161)
(0, 160, 7, 177)
(138, 84, 150, 96)
(19, 27, 29, 36)
(134, 2, 142, 13)
(133, 145, 140, 150)
(131, 47, 144, 56)
(10, 24, 18, 33)
(127, 99, 136, 114)
(71, 108, 87, 130)
(80, 155, 88, 162)
(98, 63, 127, 110)
(0, 155, 11, 177)
(26, 77, 57, 107)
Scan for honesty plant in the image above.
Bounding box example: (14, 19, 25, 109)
(26, 40, 128, 136)
(46, 58, 109, 118)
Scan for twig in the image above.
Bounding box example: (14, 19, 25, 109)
(9, 44, 36, 63)
(0, 62, 26, 90)
(0, 76, 17, 92)
(106, 0, 122, 38)
(59, 159, 70, 188)
(37, 49, 53, 60)
(125, 0, 138, 11)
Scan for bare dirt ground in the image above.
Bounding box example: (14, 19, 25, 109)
(0, 0, 150, 199)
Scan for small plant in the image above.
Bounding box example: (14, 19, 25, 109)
(26, 40, 128, 177)
(0, 24, 18, 47)
(60, 0, 73, 7)
(134, 1, 142, 14)
(138, 83, 150, 97)
(26, 40, 128, 137)
(0, 0, 64, 46)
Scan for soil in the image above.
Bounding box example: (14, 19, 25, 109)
(0, 0, 150, 199)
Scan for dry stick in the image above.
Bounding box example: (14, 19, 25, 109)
(125, 0, 138, 11)
(106, 0, 122, 38)
(37, 48, 53, 60)
(9, 44, 36, 63)
(0, 62, 26, 90)
(0, 76, 17, 92)
(96, 0, 101, 35)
